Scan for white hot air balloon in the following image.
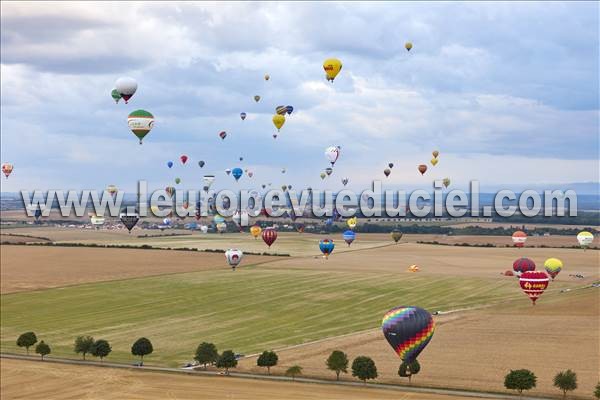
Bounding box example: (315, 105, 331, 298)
(115, 77, 138, 103)
(225, 249, 243, 270)
(325, 146, 341, 166)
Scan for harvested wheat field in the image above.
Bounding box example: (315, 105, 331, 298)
(0, 358, 480, 400)
(238, 289, 599, 398)
(0, 245, 275, 294)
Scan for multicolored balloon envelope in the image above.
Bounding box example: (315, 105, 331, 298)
(127, 109, 154, 144)
(2, 163, 14, 178)
(319, 238, 335, 258)
(119, 210, 140, 233)
(382, 306, 435, 363)
(513, 257, 536, 276)
(262, 227, 278, 247)
(225, 249, 243, 270)
(519, 271, 549, 305)
(512, 231, 527, 247)
(342, 230, 356, 246)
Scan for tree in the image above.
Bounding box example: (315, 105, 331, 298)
(504, 369, 537, 398)
(554, 370, 577, 399)
(286, 365, 303, 381)
(35, 340, 51, 360)
(194, 342, 219, 369)
(16, 332, 37, 355)
(74, 336, 94, 360)
(90, 339, 112, 361)
(594, 382, 600, 399)
(326, 350, 348, 381)
(257, 350, 278, 375)
(398, 359, 421, 383)
(131, 337, 153, 364)
(216, 350, 237, 375)
(351, 356, 377, 385)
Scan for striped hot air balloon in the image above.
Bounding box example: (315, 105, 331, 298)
(382, 306, 434, 363)
(512, 231, 527, 248)
(544, 258, 563, 280)
(519, 271, 549, 305)
(319, 238, 335, 258)
(262, 227, 277, 247)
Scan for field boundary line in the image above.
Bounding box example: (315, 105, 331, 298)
(0, 353, 561, 400)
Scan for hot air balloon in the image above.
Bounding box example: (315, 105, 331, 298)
(273, 134, 278, 139)
(264, 74, 270, 81)
(319, 238, 335, 258)
(388, 163, 394, 169)
(106, 185, 118, 197)
(391, 229, 402, 243)
(405, 42, 413, 52)
(213, 215, 225, 224)
(250, 225, 262, 239)
(163, 217, 172, 226)
(232, 167, 243, 181)
(442, 178, 450, 188)
(432, 150, 439, 158)
(276, 105, 287, 115)
(286, 105, 294, 115)
(320, 172, 326, 180)
(198, 160, 205, 168)
(239, 157, 244, 161)
(2, 163, 14, 179)
(254, 95, 261, 102)
(512, 231, 527, 248)
(281, 168, 286, 174)
(544, 258, 563, 280)
(576, 231, 594, 249)
(216, 222, 227, 233)
(167, 161, 174, 169)
(111, 89, 122, 104)
(180, 155, 188, 164)
(325, 146, 340, 166)
(280, 185, 287, 192)
(164, 186, 175, 197)
(248, 171, 254, 178)
(347, 217, 357, 229)
(90, 215, 105, 228)
(262, 227, 277, 247)
(219, 131, 227, 140)
(175, 178, 181, 184)
(430, 158, 438, 166)
(323, 58, 342, 82)
(288, 185, 292, 190)
(225, 168, 232, 176)
(408, 265, 420, 272)
(384, 168, 391, 177)
(200, 225, 208, 233)
(519, 271, 549, 305)
(343, 230, 356, 246)
(240, 112, 247, 120)
(342, 178, 349, 186)
(513, 257, 536, 276)
(418, 164, 427, 175)
(202, 175, 215, 191)
(119, 210, 139, 233)
(115, 77, 137, 103)
(225, 249, 243, 270)
(273, 114, 285, 131)
(382, 306, 434, 363)
(127, 110, 154, 144)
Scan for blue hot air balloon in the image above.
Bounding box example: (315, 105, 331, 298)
(232, 167, 243, 181)
(167, 161, 174, 168)
(286, 105, 294, 115)
(343, 230, 356, 246)
(319, 238, 335, 258)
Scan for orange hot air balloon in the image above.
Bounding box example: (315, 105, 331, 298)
(418, 164, 427, 175)
(250, 225, 262, 240)
(512, 231, 527, 248)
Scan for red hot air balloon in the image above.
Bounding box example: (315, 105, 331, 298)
(219, 131, 227, 140)
(512, 231, 527, 248)
(180, 155, 188, 164)
(262, 227, 278, 247)
(418, 164, 427, 175)
(519, 271, 549, 305)
(512, 257, 536, 277)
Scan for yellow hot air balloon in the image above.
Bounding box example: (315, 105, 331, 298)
(250, 225, 262, 240)
(323, 58, 342, 82)
(543, 258, 563, 280)
(430, 158, 439, 166)
(347, 217, 357, 229)
(405, 42, 413, 52)
(272, 114, 286, 131)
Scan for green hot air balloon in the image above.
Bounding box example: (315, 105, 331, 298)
(175, 177, 181, 184)
(111, 89, 122, 103)
(127, 110, 154, 144)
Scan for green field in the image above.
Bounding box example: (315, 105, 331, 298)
(1, 265, 521, 367)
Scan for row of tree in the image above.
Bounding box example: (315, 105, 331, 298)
(17, 332, 600, 398)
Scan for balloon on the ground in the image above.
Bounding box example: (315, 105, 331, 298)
(519, 271, 549, 305)
(127, 110, 154, 144)
(272, 114, 285, 131)
(544, 258, 563, 280)
(347, 217, 357, 229)
(513, 257, 536, 276)
(250, 225, 262, 239)
(512, 231, 527, 248)
(319, 238, 335, 258)
(323, 58, 342, 82)
(325, 146, 341, 166)
(382, 306, 434, 363)
(418, 164, 427, 175)
(391, 229, 402, 243)
(225, 249, 243, 270)
(111, 89, 122, 104)
(408, 265, 420, 272)
(115, 77, 137, 103)
(343, 230, 356, 246)
(262, 227, 278, 247)
(576, 231, 594, 249)
(216, 222, 227, 233)
(2, 163, 14, 178)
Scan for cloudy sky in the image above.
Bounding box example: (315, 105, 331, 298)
(1, 1, 598, 194)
